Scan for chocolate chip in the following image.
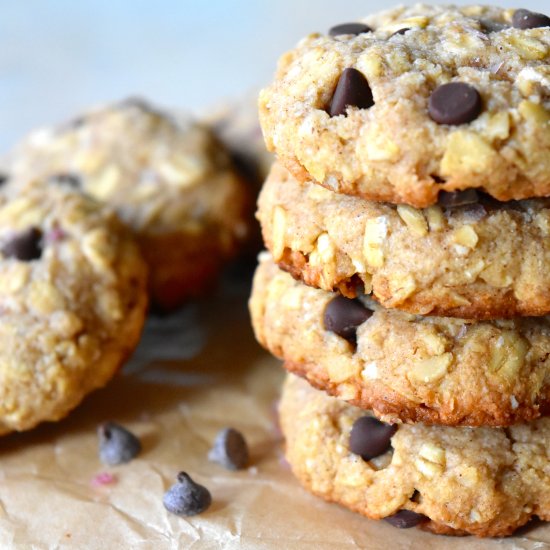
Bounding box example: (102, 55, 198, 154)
(329, 68, 374, 117)
(0, 173, 9, 186)
(119, 97, 151, 111)
(384, 510, 428, 529)
(391, 28, 410, 36)
(163, 472, 212, 517)
(64, 116, 85, 130)
(208, 427, 249, 470)
(349, 416, 397, 460)
(428, 82, 482, 125)
(477, 191, 505, 209)
(512, 9, 550, 29)
(50, 173, 81, 188)
(2, 227, 43, 261)
(479, 18, 509, 33)
(460, 203, 487, 223)
(329, 23, 372, 37)
(323, 295, 372, 343)
(437, 189, 479, 208)
(97, 422, 141, 465)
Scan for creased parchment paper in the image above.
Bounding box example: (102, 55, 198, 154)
(0, 263, 548, 550)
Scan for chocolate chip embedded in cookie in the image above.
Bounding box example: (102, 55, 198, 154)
(328, 68, 374, 117)
(2, 227, 43, 261)
(3, 98, 252, 310)
(428, 82, 482, 125)
(512, 9, 550, 29)
(259, 4, 550, 207)
(329, 23, 373, 37)
(323, 295, 372, 343)
(258, 163, 550, 319)
(250, 255, 550, 427)
(384, 510, 428, 529)
(280, 374, 550, 537)
(349, 416, 397, 460)
(0, 178, 147, 435)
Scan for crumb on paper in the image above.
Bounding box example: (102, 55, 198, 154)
(91, 471, 117, 487)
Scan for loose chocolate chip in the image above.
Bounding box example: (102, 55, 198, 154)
(208, 427, 249, 470)
(323, 295, 372, 343)
(329, 68, 374, 117)
(391, 28, 410, 36)
(0, 174, 8, 186)
(50, 173, 81, 188)
(163, 472, 212, 516)
(349, 416, 397, 460)
(384, 510, 428, 529)
(98, 422, 141, 465)
(428, 82, 482, 125)
(2, 227, 43, 261)
(329, 23, 372, 37)
(512, 9, 550, 29)
(437, 189, 479, 208)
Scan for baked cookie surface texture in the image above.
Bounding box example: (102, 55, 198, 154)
(280, 374, 550, 537)
(250, 255, 550, 426)
(258, 162, 550, 319)
(0, 179, 148, 434)
(259, 4, 550, 207)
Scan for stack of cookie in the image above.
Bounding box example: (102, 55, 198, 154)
(250, 4, 550, 537)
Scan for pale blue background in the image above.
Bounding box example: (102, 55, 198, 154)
(0, 0, 545, 150)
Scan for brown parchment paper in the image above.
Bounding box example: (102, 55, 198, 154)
(0, 263, 549, 550)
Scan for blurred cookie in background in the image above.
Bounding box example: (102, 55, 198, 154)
(2, 98, 253, 311)
(204, 93, 273, 193)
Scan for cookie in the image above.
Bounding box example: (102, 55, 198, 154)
(259, 5, 550, 207)
(0, 178, 147, 434)
(280, 374, 550, 537)
(205, 94, 274, 191)
(250, 255, 550, 426)
(3, 98, 251, 310)
(258, 162, 550, 319)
